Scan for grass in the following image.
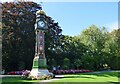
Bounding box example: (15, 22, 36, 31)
(1, 71, 120, 84)
(53, 71, 120, 82)
(2, 77, 40, 82)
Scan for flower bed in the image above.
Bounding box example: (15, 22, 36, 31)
(7, 70, 25, 75)
(49, 69, 92, 75)
(7, 69, 92, 75)
(7, 70, 53, 80)
(21, 70, 53, 80)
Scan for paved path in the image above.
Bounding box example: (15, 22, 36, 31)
(40, 78, 60, 82)
(0, 75, 21, 78)
(55, 75, 64, 78)
(39, 75, 64, 83)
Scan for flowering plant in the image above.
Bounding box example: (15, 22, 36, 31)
(7, 70, 25, 75)
(21, 70, 53, 80)
(21, 70, 30, 79)
(49, 69, 92, 75)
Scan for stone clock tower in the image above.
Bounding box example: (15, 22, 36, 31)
(30, 10, 51, 77)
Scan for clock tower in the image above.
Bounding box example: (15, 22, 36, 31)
(30, 10, 52, 77)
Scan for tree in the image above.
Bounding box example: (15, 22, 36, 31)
(2, 1, 62, 71)
(2, 1, 41, 71)
(58, 35, 87, 69)
(79, 25, 110, 70)
(116, 29, 120, 69)
(104, 29, 120, 70)
(74, 59, 82, 69)
(63, 58, 70, 69)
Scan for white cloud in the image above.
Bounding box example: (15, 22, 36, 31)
(105, 22, 118, 32)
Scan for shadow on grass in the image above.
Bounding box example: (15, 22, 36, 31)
(94, 72, 120, 77)
(54, 71, 120, 81)
(67, 71, 120, 78)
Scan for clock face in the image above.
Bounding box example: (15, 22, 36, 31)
(36, 17, 48, 30)
(38, 21, 46, 28)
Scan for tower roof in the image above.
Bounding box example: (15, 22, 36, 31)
(36, 10, 46, 15)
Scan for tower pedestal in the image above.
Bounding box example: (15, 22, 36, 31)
(39, 58, 47, 68)
(30, 56, 52, 77)
(30, 68, 50, 77)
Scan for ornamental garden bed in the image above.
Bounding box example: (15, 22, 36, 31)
(49, 69, 92, 75)
(6, 69, 92, 75)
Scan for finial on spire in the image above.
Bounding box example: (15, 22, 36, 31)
(36, 10, 46, 15)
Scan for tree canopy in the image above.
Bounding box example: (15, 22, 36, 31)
(2, 1, 62, 71)
(2, 1, 120, 72)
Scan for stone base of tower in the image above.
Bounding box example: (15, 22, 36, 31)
(32, 56, 47, 68)
(30, 68, 51, 77)
(29, 56, 53, 78)
(39, 58, 47, 68)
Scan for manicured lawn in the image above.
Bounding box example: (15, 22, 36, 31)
(53, 71, 120, 82)
(2, 77, 41, 83)
(1, 71, 120, 84)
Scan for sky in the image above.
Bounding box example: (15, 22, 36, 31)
(1, 1, 119, 36)
(42, 2, 118, 36)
